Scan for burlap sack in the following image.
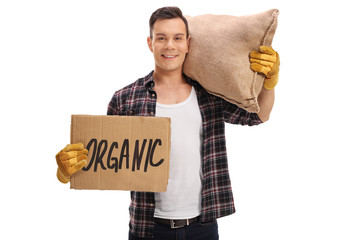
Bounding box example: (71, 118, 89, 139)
(183, 9, 279, 113)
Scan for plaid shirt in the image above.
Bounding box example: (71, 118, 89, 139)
(107, 71, 262, 238)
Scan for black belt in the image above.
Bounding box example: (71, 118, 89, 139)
(154, 216, 199, 229)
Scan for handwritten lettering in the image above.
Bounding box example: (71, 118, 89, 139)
(83, 138, 164, 173)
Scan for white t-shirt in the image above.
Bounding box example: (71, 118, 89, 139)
(154, 86, 203, 219)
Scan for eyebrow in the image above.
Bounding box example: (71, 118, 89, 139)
(155, 33, 185, 36)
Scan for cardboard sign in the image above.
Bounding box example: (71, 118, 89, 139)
(70, 115, 171, 192)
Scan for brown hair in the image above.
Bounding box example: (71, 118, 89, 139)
(149, 6, 189, 39)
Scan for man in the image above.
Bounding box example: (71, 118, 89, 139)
(56, 6, 279, 240)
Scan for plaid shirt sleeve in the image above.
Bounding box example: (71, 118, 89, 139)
(107, 92, 120, 115)
(221, 98, 263, 126)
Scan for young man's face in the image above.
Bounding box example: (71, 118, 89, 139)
(147, 18, 190, 74)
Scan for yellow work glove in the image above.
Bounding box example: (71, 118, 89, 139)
(56, 143, 88, 184)
(250, 46, 280, 90)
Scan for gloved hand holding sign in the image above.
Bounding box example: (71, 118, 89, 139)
(250, 46, 280, 90)
(56, 143, 88, 183)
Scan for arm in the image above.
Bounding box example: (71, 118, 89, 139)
(249, 46, 280, 122)
(257, 86, 275, 122)
(107, 91, 120, 115)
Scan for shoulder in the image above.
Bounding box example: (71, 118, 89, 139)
(107, 72, 153, 115)
(112, 72, 152, 100)
(185, 75, 225, 112)
(185, 75, 214, 99)
(185, 74, 261, 125)
(114, 76, 146, 96)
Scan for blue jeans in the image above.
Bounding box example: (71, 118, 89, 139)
(128, 220, 219, 240)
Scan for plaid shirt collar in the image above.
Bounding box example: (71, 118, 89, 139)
(143, 71, 154, 89)
(143, 70, 200, 89)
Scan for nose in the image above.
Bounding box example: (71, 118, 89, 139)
(165, 39, 175, 49)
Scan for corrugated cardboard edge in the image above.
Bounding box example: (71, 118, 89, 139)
(165, 117, 171, 191)
(69, 115, 76, 188)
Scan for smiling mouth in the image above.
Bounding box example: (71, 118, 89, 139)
(161, 54, 177, 59)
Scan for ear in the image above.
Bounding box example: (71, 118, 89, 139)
(147, 36, 153, 53)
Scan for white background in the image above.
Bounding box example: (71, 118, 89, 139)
(1, 0, 359, 239)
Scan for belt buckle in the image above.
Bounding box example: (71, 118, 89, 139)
(170, 219, 189, 229)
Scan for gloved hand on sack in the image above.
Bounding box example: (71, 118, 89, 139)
(250, 46, 280, 90)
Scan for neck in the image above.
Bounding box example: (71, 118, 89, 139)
(153, 67, 186, 87)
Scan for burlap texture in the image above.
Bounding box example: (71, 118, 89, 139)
(183, 9, 279, 113)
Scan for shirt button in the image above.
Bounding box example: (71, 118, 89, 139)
(149, 203, 154, 207)
(150, 112, 154, 116)
(151, 93, 155, 97)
